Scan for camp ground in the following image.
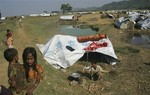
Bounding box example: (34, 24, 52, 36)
(0, 11, 150, 95)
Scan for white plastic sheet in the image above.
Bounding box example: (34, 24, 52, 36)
(36, 34, 118, 69)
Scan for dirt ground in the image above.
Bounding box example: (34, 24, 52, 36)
(0, 14, 150, 95)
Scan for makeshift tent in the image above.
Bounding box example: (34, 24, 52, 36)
(60, 15, 76, 20)
(36, 34, 118, 69)
(114, 17, 135, 30)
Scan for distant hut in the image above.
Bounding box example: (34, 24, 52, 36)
(60, 15, 78, 21)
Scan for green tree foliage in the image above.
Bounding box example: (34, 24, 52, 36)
(60, 3, 72, 14)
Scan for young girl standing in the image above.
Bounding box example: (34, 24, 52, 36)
(22, 47, 43, 95)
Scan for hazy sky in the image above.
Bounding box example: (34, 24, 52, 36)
(0, 0, 122, 17)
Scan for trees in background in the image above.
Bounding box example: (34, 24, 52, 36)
(60, 4, 72, 14)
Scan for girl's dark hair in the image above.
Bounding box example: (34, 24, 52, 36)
(4, 48, 18, 62)
(22, 47, 37, 65)
(22, 47, 37, 80)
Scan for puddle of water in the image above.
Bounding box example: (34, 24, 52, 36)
(131, 33, 150, 48)
(59, 25, 97, 36)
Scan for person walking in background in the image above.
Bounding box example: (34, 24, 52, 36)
(19, 17, 22, 28)
(4, 48, 26, 95)
(22, 47, 43, 95)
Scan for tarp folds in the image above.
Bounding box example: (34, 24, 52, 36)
(114, 17, 135, 30)
(115, 12, 150, 30)
(36, 34, 118, 69)
(136, 18, 150, 30)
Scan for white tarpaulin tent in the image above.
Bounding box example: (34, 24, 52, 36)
(36, 34, 118, 69)
(136, 17, 150, 30)
(60, 15, 75, 20)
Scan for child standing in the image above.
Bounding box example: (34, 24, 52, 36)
(22, 47, 43, 95)
(2, 29, 13, 47)
(3, 48, 26, 94)
(6, 35, 13, 48)
(4, 29, 13, 48)
(6, 29, 13, 48)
